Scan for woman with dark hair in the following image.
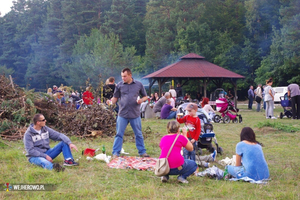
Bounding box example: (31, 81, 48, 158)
(226, 127, 269, 181)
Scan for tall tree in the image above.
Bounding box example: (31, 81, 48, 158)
(65, 29, 137, 88)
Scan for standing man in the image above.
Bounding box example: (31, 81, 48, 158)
(287, 83, 300, 119)
(107, 68, 149, 157)
(24, 114, 79, 171)
(248, 85, 254, 109)
(175, 83, 183, 97)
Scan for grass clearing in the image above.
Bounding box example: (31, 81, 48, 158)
(1, 104, 300, 199)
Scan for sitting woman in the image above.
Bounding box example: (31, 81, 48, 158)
(159, 121, 197, 184)
(226, 127, 269, 181)
(201, 97, 215, 120)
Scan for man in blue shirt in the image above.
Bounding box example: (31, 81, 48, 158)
(107, 68, 149, 158)
(248, 85, 254, 109)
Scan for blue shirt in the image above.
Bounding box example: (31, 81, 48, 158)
(248, 89, 254, 98)
(113, 79, 147, 118)
(236, 141, 269, 181)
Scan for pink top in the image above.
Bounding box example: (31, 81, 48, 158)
(159, 134, 188, 168)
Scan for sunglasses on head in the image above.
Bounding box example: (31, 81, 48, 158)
(39, 119, 46, 122)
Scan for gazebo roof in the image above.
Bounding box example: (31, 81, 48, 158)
(143, 53, 244, 79)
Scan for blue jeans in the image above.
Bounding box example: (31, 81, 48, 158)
(112, 116, 146, 156)
(227, 165, 246, 179)
(167, 159, 197, 179)
(166, 111, 176, 119)
(248, 96, 253, 109)
(183, 139, 197, 161)
(29, 142, 73, 170)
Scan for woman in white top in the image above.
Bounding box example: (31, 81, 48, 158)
(201, 97, 215, 119)
(264, 78, 276, 119)
(169, 93, 175, 108)
(255, 84, 263, 112)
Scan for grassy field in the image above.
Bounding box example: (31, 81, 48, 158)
(1, 104, 300, 199)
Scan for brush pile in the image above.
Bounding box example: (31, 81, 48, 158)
(0, 74, 116, 140)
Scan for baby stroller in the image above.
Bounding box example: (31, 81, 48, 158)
(279, 93, 293, 119)
(176, 103, 223, 155)
(214, 97, 242, 123)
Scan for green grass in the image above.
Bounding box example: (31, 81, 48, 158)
(1, 104, 300, 199)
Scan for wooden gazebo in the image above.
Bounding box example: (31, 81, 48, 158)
(143, 53, 245, 106)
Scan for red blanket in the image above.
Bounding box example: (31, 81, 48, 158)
(107, 156, 157, 171)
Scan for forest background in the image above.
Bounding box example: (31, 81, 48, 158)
(0, 0, 299, 98)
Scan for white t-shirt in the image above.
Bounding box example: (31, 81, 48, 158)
(203, 104, 215, 113)
(34, 128, 42, 134)
(264, 85, 275, 101)
(169, 98, 175, 108)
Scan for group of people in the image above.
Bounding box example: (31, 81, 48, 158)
(249, 78, 300, 120)
(24, 68, 270, 184)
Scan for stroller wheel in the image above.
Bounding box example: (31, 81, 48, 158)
(213, 115, 222, 123)
(217, 147, 223, 155)
(239, 115, 243, 123)
(223, 115, 230, 124)
(232, 118, 238, 123)
(209, 147, 215, 153)
(280, 112, 283, 119)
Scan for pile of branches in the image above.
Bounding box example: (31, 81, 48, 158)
(0, 74, 116, 140)
(0, 74, 36, 140)
(54, 105, 116, 137)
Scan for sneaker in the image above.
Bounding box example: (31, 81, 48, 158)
(112, 154, 119, 159)
(211, 150, 217, 161)
(271, 116, 277, 119)
(140, 153, 150, 157)
(53, 163, 65, 172)
(161, 176, 168, 183)
(63, 159, 79, 166)
(177, 176, 189, 184)
(266, 117, 270, 119)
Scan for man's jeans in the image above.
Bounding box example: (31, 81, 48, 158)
(166, 111, 176, 119)
(29, 142, 73, 170)
(167, 159, 197, 179)
(112, 116, 146, 156)
(248, 96, 253, 109)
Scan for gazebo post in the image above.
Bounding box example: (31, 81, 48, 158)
(231, 79, 238, 107)
(203, 79, 207, 97)
(148, 78, 152, 95)
(158, 79, 162, 96)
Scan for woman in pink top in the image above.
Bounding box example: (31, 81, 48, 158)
(159, 121, 197, 184)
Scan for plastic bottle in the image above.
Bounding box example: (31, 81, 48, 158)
(102, 145, 106, 154)
(223, 167, 229, 179)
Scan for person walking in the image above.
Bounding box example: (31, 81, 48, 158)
(287, 83, 300, 119)
(248, 86, 254, 109)
(107, 68, 149, 157)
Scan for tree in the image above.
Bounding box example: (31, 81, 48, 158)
(65, 30, 137, 88)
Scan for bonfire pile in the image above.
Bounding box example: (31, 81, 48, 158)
(0, 74, 116, 141)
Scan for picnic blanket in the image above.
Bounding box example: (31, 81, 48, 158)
(107, 156, 157, 171)
(229, 177, 270, 184)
